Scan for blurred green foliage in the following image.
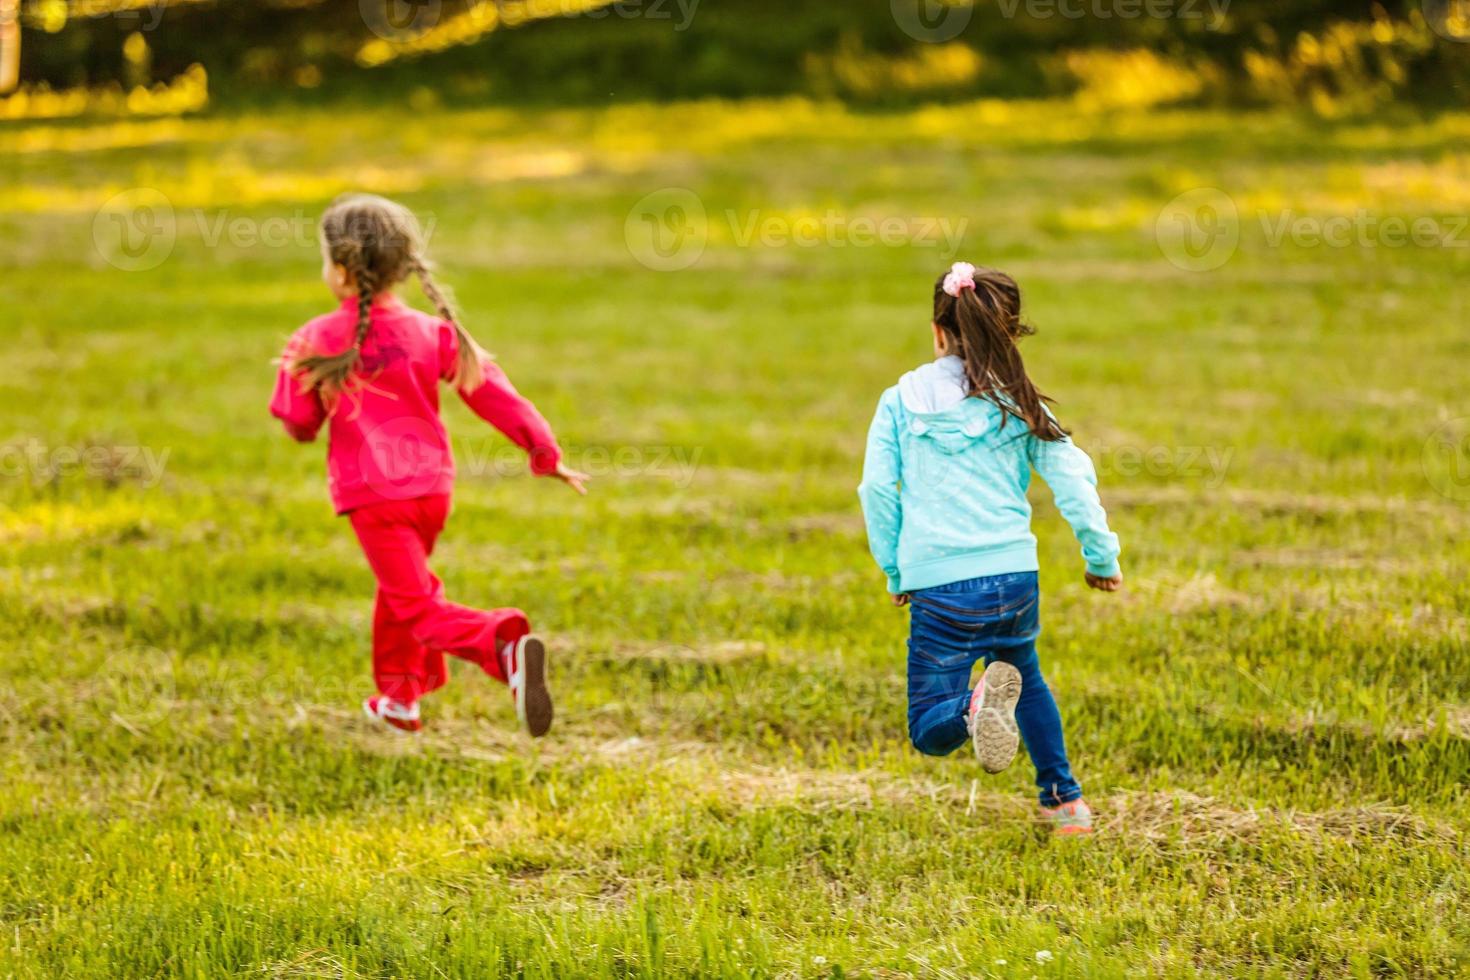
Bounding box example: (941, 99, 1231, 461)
(7, 0, 1469, 113)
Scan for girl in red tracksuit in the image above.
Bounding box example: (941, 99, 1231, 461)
(270, 193, 587, 735)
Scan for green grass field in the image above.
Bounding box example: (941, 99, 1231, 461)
(2, 98, 1468, 976)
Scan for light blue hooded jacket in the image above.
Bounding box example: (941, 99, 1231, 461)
(857, 356, 1120, 593)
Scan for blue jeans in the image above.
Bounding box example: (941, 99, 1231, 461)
(906, 571, 1082, 806)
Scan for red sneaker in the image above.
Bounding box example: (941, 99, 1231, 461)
(1041, 799, 1094, 835)
(966, 660, 1022, 774)
(504, 634, 553, 737)
(362, 694, 422, 733)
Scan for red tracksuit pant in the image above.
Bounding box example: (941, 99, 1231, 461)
(348, 494, 529, 703)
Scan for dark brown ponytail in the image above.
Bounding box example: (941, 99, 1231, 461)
(932, 266, 1068, 442)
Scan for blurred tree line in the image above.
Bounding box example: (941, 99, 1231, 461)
(6, 0, 1469, 113)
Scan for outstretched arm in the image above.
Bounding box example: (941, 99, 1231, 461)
(459, 359, 565, 475)
(438, 322, 560, 472)
(1030, 433, 1121, 581)
(440, 326, 587, 494)
(857, 392, 904, 595)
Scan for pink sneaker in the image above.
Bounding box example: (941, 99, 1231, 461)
(362, 694, 422, 733)
(965, 660, 1022, 774)
(503, 634, 553, 737)
(1041, 799, 1094, 835)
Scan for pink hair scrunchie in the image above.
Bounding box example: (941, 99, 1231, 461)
(942, 261, 977, 297)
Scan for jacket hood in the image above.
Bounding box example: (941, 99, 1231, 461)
(898, 356, 968, 414)
(896, 356, 1003, 454)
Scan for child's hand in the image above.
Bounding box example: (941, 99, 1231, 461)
(1085, 571, 1123, 592)
(891, 593, 910, 607)
(551, 462, 590, 495)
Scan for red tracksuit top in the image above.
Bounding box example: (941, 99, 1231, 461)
(270, 294, 562, 514)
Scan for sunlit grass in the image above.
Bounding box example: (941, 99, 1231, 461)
(1, 98, 1468, 975)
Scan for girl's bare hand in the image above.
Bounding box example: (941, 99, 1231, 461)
(1085, 572, 1123, 592)
(891, 593, 910, 607)
(551, 462, 590, 495)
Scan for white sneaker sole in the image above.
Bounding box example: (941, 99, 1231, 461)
(361, 698, 421, 735)
(513, 636, 553, 738)
(972, 661, 1022, 774)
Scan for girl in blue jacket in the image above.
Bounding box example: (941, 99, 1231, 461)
(858, 262, 1122, 835)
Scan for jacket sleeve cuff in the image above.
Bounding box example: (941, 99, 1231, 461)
(886, 572, 903, 594)
(1086, 559, 1121, 579)
(280, 419, 319, 443)
(528, 444, 563, 476)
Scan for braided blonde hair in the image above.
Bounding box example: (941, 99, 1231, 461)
(291, 193, 487, 396)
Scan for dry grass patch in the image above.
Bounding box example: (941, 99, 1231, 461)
(715, 764, 974, 813)
(1138, 572, 1258, 615)
(1103, 790, 1458, 846)
(611, 639, 770, 664)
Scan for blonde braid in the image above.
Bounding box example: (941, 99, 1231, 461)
(353, 264, 377, 349)
(290, 251, 377, 397)
(294, 193, 479, 398)
(412, 256, 485, 393)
